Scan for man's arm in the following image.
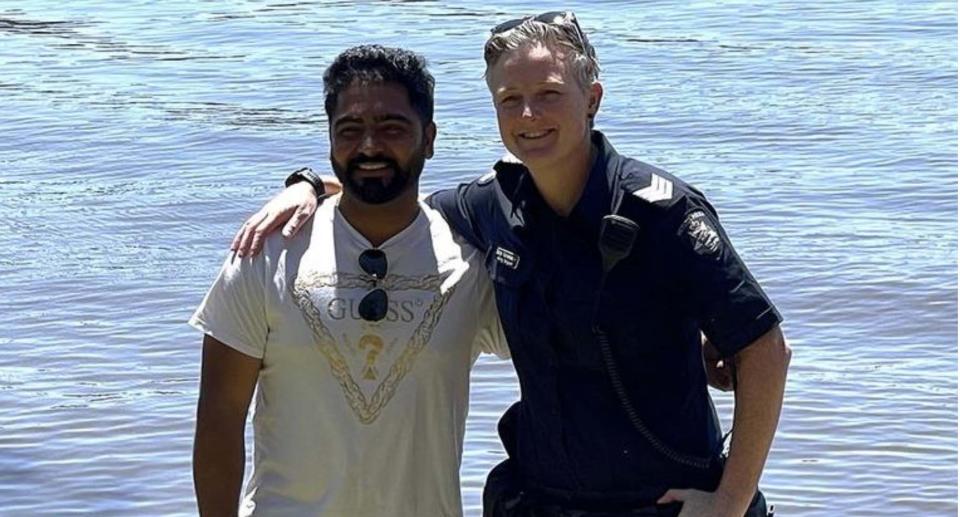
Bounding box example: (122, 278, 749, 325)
(703, 335, 734, 391)
(194, 335, 262, 517)
(231, 171, 492, 256)
(231, 176, 342, 257)
(423, 185, 488, 251)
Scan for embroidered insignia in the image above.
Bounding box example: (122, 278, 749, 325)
(291, 271, 455, 424)
(632, 173, 673, 204)
(495, 247, 520, 269)
(681, 210, 722, 256)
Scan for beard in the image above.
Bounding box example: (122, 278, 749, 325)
(332, 151, 425, 205)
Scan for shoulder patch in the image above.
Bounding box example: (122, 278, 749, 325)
(680, 210, 722, 256)
(632, 173, 674, 204)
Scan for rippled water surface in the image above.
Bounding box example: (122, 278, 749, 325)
(1, 1, 956, 515)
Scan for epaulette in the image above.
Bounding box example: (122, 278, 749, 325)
(617, 160, 684, 211)
(476, 152, 525, 188)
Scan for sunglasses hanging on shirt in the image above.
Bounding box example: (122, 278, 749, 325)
(358, 249, 388, 322)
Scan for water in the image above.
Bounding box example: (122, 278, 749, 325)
(1, 1, 956, 515)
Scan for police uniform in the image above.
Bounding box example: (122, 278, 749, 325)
(428, 131, 781, 514)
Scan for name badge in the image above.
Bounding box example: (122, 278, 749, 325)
(495, 246, 520, 270)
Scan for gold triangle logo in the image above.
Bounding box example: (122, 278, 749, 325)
(290, 271, 455, 424)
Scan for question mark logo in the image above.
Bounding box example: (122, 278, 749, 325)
(358, 334, 384, 380)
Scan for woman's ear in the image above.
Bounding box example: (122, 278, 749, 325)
(588, 81, 604, 118)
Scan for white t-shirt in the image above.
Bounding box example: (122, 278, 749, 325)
(189, 196, 508, 517)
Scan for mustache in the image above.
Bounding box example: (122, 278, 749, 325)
(347, 155, 400, 172)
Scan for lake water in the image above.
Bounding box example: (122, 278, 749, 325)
(1, 1, 956, 515)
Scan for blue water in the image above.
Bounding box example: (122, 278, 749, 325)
(1, 1, 956, 515)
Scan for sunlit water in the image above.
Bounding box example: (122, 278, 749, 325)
(1, 1, 956, 515)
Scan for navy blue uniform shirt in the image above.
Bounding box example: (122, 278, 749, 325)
(428, 131, 781, 505)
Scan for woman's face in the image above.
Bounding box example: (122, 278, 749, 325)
(486, 42, 602, 173)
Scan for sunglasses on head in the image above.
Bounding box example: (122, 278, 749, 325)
(490, 10, 587, 51)
(358, 248, 388, 322)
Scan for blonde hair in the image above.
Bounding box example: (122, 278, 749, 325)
(483, 17, 600, 90)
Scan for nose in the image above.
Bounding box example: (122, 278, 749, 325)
(521, 99, 537, 120)
(359, 131, 382, 154)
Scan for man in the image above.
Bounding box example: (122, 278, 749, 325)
(236, 12, 790, 517)
(190, 45, 507, 517)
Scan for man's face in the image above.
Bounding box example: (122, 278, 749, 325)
(330, 80, 435, 205)
(486, 43, 601, 172)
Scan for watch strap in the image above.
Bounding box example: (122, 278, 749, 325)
(284, 167, 326, 198)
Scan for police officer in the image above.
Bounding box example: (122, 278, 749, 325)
(233, 12, 790, 517)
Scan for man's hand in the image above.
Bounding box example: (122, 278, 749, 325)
(703, 335, 734, 391)
(658, 488, 740, 517)
(230, 181, 320, 257)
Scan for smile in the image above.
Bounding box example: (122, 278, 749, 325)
(353, 162, 396, 179)
(519, 129, 554, 140)
(356, 162, 392, 171)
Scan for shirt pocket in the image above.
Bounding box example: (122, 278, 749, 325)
(484, 244, 536, 352)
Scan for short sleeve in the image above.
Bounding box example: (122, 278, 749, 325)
(470, 270, 510, 360)
(664, 199, 782, 357)
(426, 185, 488, 251)
(188, 253, 269, 359)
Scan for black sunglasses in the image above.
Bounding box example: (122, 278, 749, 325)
(490, 10, 587, 52)
(358, 248, 388, 322)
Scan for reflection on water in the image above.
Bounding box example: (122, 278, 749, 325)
(1, 1, 956, 515)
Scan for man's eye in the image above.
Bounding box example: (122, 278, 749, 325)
(338, 127, 361, 138)
(381, 125, 406, 136)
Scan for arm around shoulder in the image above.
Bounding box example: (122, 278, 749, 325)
(472, 273, 511, 360)
(231, 170, 343, 257)
(426, 181, 493, 252)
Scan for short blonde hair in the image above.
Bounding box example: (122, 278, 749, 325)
(483, 14, 600, 90)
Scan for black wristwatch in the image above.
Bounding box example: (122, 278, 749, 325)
(284, 167, 326, 198)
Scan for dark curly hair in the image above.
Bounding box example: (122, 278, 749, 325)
(323, 45, 435, 126)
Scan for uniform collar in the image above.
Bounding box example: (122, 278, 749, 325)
(568, 135, 612, 227)
(497, 131, 625, 233)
